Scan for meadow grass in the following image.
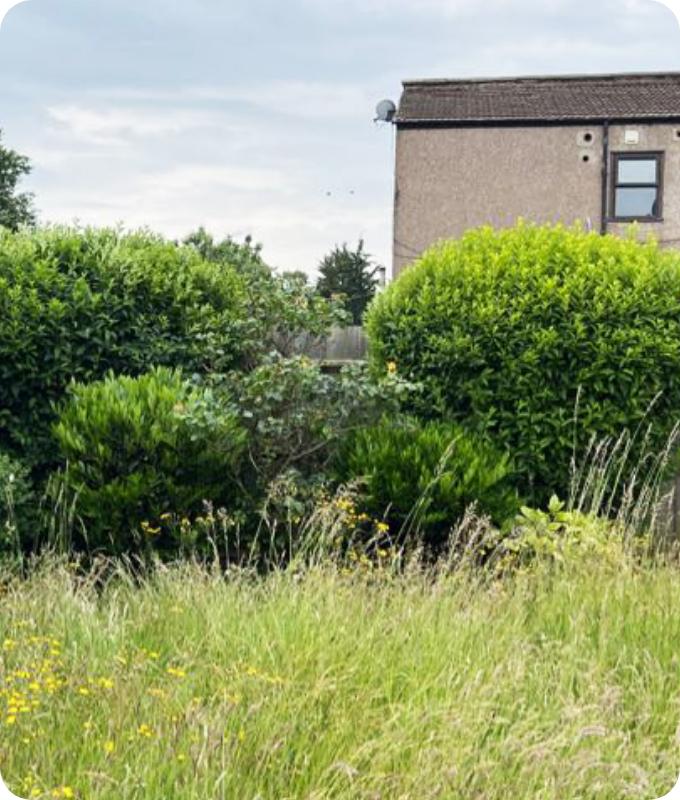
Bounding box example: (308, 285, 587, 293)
(0, 557, 680, 799)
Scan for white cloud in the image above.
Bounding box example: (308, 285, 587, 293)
(46, 104, 229, 145)
(137, 164, 290, 194)
(196, 81, 374, 120)
(81, 80, 375, 121)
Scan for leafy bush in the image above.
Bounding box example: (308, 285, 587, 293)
(491, 496, 644, 573)
(52, 368, 246, 556)
(367, 223, 680, 504)
(336, 416, 519, 550)
(221, 356, 414, 487)
(0, 226, 252, 473)
(0, 451, 34, 554)
(184, 228, 348, 359)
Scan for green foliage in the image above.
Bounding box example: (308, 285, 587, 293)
(317, 240, 380, 325)
(52, 368, 246, 556)
(0, 130, 35, 231)
(367, 223, 680, 504)
(210, 356, 415, 498)
(183, 227, 269, 279)
(0, 226, 251, 472)
(492, 496, 642, 572)
(185, 228, 347, 358)
(0, 451, 34, 554)
(337, 416, 519, 550)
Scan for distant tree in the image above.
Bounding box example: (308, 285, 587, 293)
(0, 130, 35, 230)
(280, 270, 309, 286)
(182, 228, 346, 358)
(183, 227, 269, 277)
(316, 240, 379, 325)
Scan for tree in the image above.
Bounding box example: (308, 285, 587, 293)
(183, 227, 268, 277)
(0, 130, 35, 230)
(183, 227, 346, 359)
(280, 270, 309, 286)
(316, 240, 380, 325)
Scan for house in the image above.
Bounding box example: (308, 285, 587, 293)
(392, 72, 680, 276)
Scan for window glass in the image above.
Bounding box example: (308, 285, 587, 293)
(617, 158, 657, 184)
(615, 187, 658, 218)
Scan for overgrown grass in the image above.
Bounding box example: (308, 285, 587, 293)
(0, 556, 679, 799)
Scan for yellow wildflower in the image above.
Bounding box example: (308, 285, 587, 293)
(166, 666, 186, 678)
(140, 521, 161, 536)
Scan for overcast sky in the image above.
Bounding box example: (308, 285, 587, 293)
(0, 0, 679, 275)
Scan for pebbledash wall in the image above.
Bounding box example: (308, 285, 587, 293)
(393, 122, 680, 276)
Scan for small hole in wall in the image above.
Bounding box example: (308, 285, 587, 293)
(676, 129, 680, 139)
(584, 132, 593, 143)
(582, 154, 590, 163)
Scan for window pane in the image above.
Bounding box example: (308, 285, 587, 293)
(615, 187, 659, 218)
(617, 158, 657, 184)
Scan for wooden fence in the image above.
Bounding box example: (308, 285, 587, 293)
(301, 325, 368, 367)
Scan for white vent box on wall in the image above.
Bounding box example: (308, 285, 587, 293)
(624, 129, 640, 145)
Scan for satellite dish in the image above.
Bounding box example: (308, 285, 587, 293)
(375, 99, 396, 123)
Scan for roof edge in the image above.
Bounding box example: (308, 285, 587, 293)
(402, 70, 680, 87)
(394, 115, 680, 128)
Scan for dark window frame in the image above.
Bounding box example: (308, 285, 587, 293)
(610, 151, 664, 223)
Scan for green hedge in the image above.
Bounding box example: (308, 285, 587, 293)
(0, 227, 250, 472)
(367, 224, 680, 503)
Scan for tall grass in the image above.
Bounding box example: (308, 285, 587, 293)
(568, 416, 680, 539)
(0, 556, 679, 799)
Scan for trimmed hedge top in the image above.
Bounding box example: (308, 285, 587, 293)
(367, 223, 680, 502)
(0, 227, 250, 470)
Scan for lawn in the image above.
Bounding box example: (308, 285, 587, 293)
(1, 558, 679, 799)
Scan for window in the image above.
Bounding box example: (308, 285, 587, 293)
(611, 153, 663, 221)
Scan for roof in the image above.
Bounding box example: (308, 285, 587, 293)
(396, 72, 680, 126)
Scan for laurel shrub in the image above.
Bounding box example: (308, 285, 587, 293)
(367, 223, 680, 503)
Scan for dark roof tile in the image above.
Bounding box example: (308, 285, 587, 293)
(396, 72, 680, 125)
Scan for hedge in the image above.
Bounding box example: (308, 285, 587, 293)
(0, 227, 251, 472)
(366, 223, 680, 503)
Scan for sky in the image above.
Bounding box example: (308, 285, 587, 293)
(0, 0, 679, 276)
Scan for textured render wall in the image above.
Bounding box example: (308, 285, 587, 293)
(393, 122, 680, 276)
